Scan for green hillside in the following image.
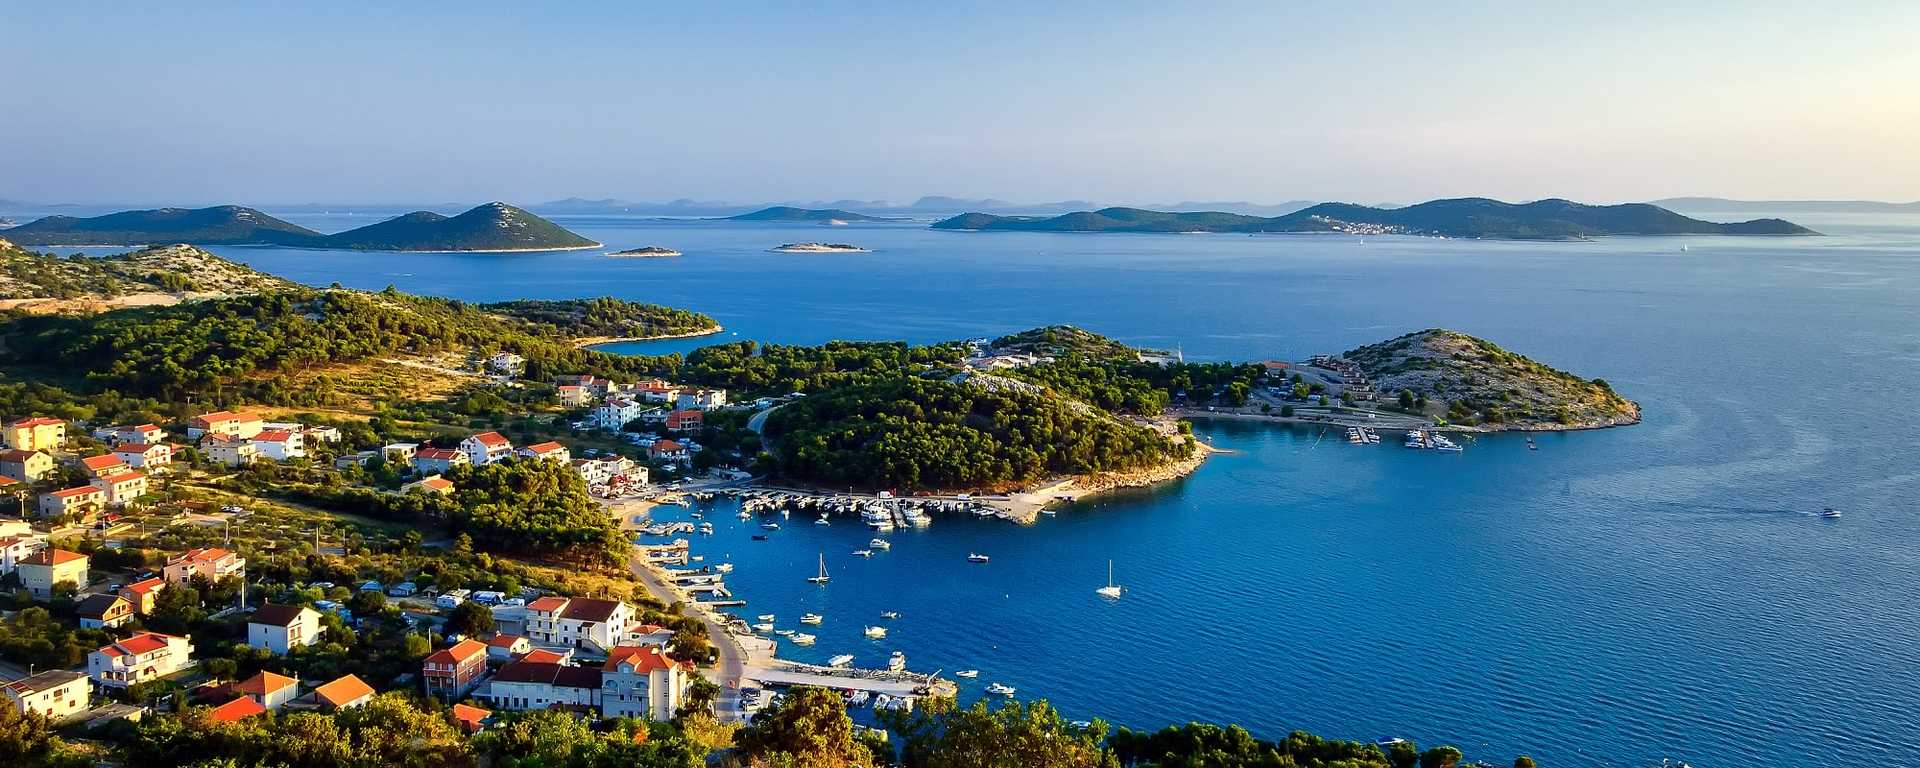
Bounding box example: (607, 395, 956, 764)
(312, 202, 599, 251)
(0, 205, 322, 246)
(932, 198, 1817, 240)
(726, 206, 886, 222)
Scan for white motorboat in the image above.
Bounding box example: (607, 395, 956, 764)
(799, 613, 823, 625)
(828, 654, 856, 667)
(1820, 507, 1842, 518)
(954, 669, 979, 678)
(1096, 559, 1124, 599)
(715, 563, 734, 573)
(967, 553, 990, 563)
(888, 651, 906, 671)
(814, 516, 831, 526)
(869, 538, 891, 550)
(792, 633, 816, 645)
(761, 521, 781, 530)
(864, 625, 888, 639)
(752, 622, 774, 633)
(775, 628, 796, 637)
(757, 614, 776, 622)
(985, 682, 1016, 696)
(807, 553, 831, 584)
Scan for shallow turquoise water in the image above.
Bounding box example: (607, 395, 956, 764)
(31, 209, 1920, 767)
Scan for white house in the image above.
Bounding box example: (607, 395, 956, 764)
(0, 533, 47, 575)
(234, 670, 300, 710)
(488, 352, 526, 375)
(112, 442, 174, 470)
(523, 596, 634, 652)
(88, 632, 195, 688)
(590, 398, 647, 431)
(516, 441, 571, 464)
(200, 435, 258, 467)
(600, 644, 694, 720)
(411, 447, 469, 475)
(165, 547, 247, 585)
(247, 603, 324, 654)
(482, 660, 601, 713)
(674, 388, 728, 411)
(250, 429, 305, 461)
(4, 669, 90, 720)
(460, 432, 514, 465)
(94, 423, 167, 447)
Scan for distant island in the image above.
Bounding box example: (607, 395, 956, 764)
(0, 201, 600, 251)
(1655, 197, 1920, 214)
(1343, 329, 1640, 429)
(933, 198, 1817, 240)
(770, 242, 870, 253)
(605, 246, 682, 258)
(726, 206, 891, 223)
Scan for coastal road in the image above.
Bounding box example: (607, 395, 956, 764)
(627, 549, 749, 722)
(745, 403, 784, 435)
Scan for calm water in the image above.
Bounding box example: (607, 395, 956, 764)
(22, 209, 1920, 767)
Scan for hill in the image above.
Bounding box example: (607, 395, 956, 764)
(0, 240, 297, 310)
(725, 206, 888, 222)
(1655, 197, 1920, 214)
(481, 297, 717, 341)
(311, 202, 599, 251)
(933, 198, 1817, 240)
(1342, 329, 1640, 429)
(0, 205, 322, 246)
(991, 325, 1141, 360)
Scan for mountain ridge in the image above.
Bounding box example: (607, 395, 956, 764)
(0, 202, 598, 251)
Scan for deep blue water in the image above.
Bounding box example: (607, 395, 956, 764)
(20, 209, 1920, 767)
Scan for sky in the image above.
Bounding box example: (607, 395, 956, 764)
(4, 1, 1918, 206)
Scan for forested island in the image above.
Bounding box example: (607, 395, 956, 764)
(770, 242, 870, 253)
(1343, 329, 1640, 429)
(0, 202, 599, 251)
(606, 245, 683, 258)
(933, 197, 1816, 240)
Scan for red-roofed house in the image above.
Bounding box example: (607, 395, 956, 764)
(249, 429, 305, 461)
(664, 409, 704, 432)
(234, 670, 300, 710)
(19, 549, 88, 599)
(487, 634, 532, 662)
(95, 423, 167, 446)
(38, 486, 105, 520)
(519, 648, 570, 665)
(524, 596, 635, 651)
(482, 660, 601, 713)
(311, 674, 374, 711)
(88, 632, 194, 688)
(113, 442, 175, 470)
(165, 548, 247, 585)
(460, 431, 514, 465)
(648, 439, 689, 464)
(403, 475, 455, 495)
(601, 644, 695, 719)
(422, 639, 489, 700)
(121, 577, 167, 614)
(91, 470, 149, 507)
(188, 411, 264, 441)
(209, 695, 266, 723)
(516, 441, 571, 463)
(3, 417, 65, 451)
(450, 703, 492, 734)
(0, 449, 55, 482)
(78, 454, 128, 478)
(411, 447, 470, 475)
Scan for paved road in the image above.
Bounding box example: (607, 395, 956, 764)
(628, 550, 748, 722)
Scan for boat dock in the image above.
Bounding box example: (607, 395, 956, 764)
(742, 659, 956, 699)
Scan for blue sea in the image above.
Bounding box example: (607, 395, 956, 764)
(19, 207, 1920, 767)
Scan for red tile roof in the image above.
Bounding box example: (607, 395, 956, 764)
(234, 670, 298, 696)
(252, 429, 295, 442)
(209, 696, 266, 722)
(98, 631, 177, 658)
(491, 660, 600, 689)
(8, 417, 64, 428)
(604, 644, 689, 673)
(651, 439, 685, 452)
(487, 634, 526, 648)
(519, 649, 567, 664)
(24, 548, 86, 565)
(81, 455, 127, 471)
(123, 577, 166, 596)
(100, 470, 147, 484)
(526, 596, 569, 612)
(450, 703, 491, 732)
(312, 674, 373, 708)
(468, 431, 509, 447)
(424, 638, 487, 666)
(415, 447, 464, 460)
(523, 441, 565, 454)
(48, 486, 102, 499)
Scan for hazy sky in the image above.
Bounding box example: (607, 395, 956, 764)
(5, 1, 1918, 205)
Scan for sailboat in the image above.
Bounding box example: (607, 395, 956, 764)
(1096, 559, 1124, 599)
(807, 553, 831, 584)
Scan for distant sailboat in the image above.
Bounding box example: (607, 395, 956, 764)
(1096, 559, 1124, 599)
(807, 553, 831, 584)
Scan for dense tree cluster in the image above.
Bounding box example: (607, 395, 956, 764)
(764, 377, 1189, 491)
(683, 339, 968, 396)
(1011, 358, 1264, 414)
(1, 288, 679, 405)
(442, 458, 628, 566)
(482, 297, 716, 340)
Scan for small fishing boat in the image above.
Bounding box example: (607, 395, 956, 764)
(752, 622, 774, 633)
(880, 611, 900, 620)
(800, 613, 823, 625)
(807, 553, 831, 584)
(792, 633, 816, 645)
(967, 553, 990, 563)
(1096, 559, 1124, 599)
(775, 629, 796, 637)
(853, 549, 874, 557)
(757, 614, 776, 622)
(1820, 507, 1842, 518)
(985, 682, 1016, 696)
(829, 654, 855, 667)
(864, 625, 888, 638)
(954, 669, 979, 678)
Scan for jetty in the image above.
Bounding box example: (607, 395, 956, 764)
(742, 658, 956, 700)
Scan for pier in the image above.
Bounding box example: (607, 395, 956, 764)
(742, 659, 956, 699)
